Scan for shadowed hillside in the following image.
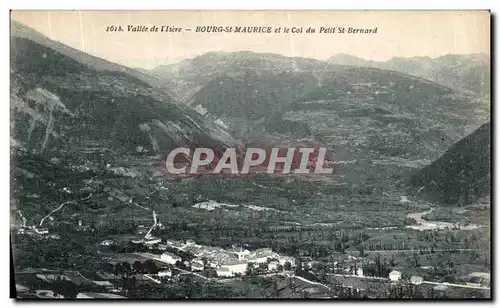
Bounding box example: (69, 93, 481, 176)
(410, 122, 490, 204)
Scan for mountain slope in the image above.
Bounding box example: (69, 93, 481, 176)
(410, 122, 491, 204)
(187, 70, 319, 120)
(11, 20, 176, 101)
(11, 36, 233, 156)
(282, 65, 487, 161)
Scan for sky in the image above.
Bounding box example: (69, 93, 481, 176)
(11, 10, 491, 69)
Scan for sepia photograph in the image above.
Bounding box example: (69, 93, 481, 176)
(9, 10, 491, 300)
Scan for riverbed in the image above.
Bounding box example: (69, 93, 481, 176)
(406, 208, 484, 231)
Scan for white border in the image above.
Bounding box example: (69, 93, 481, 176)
(2, 1, 498, 308)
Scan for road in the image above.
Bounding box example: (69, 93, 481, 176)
(327, 273, 388, 281)
(422, 281, 490, 290)
(346, 248, 479, 254)
(327, 273, 490, 290)
(39, 194, 92, 227)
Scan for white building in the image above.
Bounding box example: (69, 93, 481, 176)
(248, 248, 276, 264)
(35, 228, 49, 235)
(131, 238, 143, 244)
(410, 276, 424, 285)
(249, 256, 270, 264)
(191, 261, 204, 271)
(216, 267, 232, 277)
(220, 260, 248, 275)
(268, 261, 280, 271)
(160, 252, 181, 265)
(277, 255, 296, 267)
(400, 196, 411, 203)
(357, 267, 364, 277)
(215, 119, 229, 129)
(185, 239, 196, 246)
(346, 255, 358, 261)
(157, 244, 168, 251)
(233, 247, 251, 260)
(389, 270, 402, 282)
(166, 239, 185, 249)
(157, 270, 172, 277)
(144, 237, 162, 245)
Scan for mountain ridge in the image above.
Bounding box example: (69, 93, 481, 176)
(11, 20, 178, 101)
(328, 52, 490, 95)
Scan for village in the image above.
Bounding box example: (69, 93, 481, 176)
(13, 209, 491, 299)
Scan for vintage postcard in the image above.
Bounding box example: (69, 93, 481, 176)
(10, 10, 491, 299)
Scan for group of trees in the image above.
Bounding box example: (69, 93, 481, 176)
(102, 259, 161, 276)
(13, 232, 102, 272)
(50, 277, 80, 299)
(245, 261, 285, 277)
(362, 254, 392, 278)
(293, 257, 318, 282)
(20, 274, 86, 299)
(122, 278, 243, 299)
(93, 218, 138, 235)
(388, 284, 424, 299)
(328, 282, 364, 299)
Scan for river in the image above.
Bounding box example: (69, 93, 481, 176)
(406, 207, 484, 231)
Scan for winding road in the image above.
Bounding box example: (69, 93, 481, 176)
(39, 194, 92, 227)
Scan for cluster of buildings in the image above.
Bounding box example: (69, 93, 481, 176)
(145, 239, 297, 277)
(16, 215, 96, 241)
(16, 225, 60, 240)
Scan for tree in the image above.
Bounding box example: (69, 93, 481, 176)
(113, 263, 123, 276)
(412, 253, 420, 268)
(52, 276, 63, 299)
(122, 262, 132, 276)
(144, 259, 158, 274)
(59, 281, 79, 299)
(390, 255, 396, 267)
(246, 263, 255, 276)
(133, 261, 143, 273)
(284, 261, 292, 271)
(204, 268, 218, 278)
(103, 262, 114, 274)
(302, 263, 310, 277)
(122, 276, 137, 296)
(318, 268, 327, 283)
(295, 256, 303, 276)
(358, 245, 365, 258)
(272, 280, 279, 297)
(24, 274, 39, 292)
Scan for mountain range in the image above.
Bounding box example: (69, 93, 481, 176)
(154, 50, 489, 162)
(328, 53, 490, 96)
(10, 20, 491, 225)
